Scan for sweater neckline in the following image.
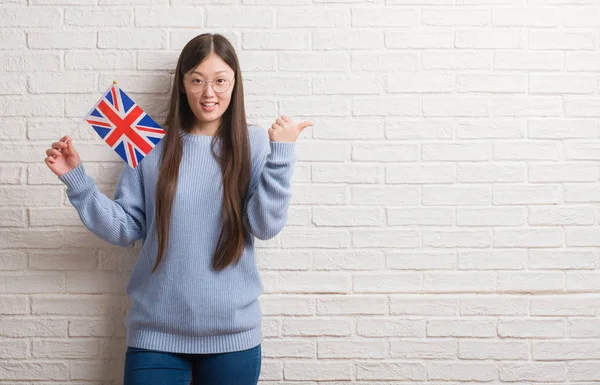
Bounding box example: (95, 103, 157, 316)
(180, 132, 216, 143)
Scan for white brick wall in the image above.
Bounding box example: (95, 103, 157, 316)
(2, 0, 600, 384)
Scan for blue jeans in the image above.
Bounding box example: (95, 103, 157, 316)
(123, 344, 261, 385)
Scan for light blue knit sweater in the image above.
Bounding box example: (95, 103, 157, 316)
(58, 125, 296, 354)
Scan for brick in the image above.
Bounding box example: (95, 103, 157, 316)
(0, 363, 68, 380)
(33, 339, 98, 358)
(99, 29, 167, 49)
(428, 318, 496, 337)
(491, 96, 562, 117)
(423, 96, 488, 117)
(456, 30, 524, 49)
(456, 74, 526, 93)
(429, 362, 496, 381)
(498, 272, 564, 291)
(496, 51, 563, 70)
(314, 29, 382, 50)
(28, 31, 96, 49)
(284, 362, 351, 381)
(66, 51, 135, 70)
(457, 163, 525, 183)
(499, 362, 566, 381)
(313, 250, 385, 270)
(312, 206, 383, 225)
(207, 7, 271, 28)
(353, 185, 421, 205)
(457, 207, 526, 226)
(280, 52, 345, 72)
(387, 73, 453, 93)
(386, 164, 455, 183)
(282, 229, 350, 248)
(498, 318, 564, 337)
(31, 295, 129, 316)
(318, 339, 387, 358)
(313, 119, 383, 140)
(0, 318, 67, 337)
(65, 9, 131, 26)
(0, 209, 26, 228)
(423, 272, 496, 292)
(0, 296, 28, 315)
(261, 295, 314, 316)
(386, 31, 453, 48)
(0, 339, 28, 359)
(423, 230, 492, 248)
(0, 8, 60, 26)
(387, 208, 454, 226)
(461, 295, 528, 316)
(386, 120, 453, 139)
(135, 8, 204, 27)
(353, 143, 419, 162)
(353, 229, 420, 248)
(529, 119, 597, 139)
(282, 318, 351, 337)
(492, 7, 560, 27)
(531, 296, 598, 316)
(29, 73, 96, 94)
(423, 8, 489, 26)
(422, 186, 491, 206)
(391, 339, 455, 359)
(278, 272, 350, 293)
(424, 51, 491, 70)
(529, 250, 596, 269)
(279, 7, 349, 27)
(353, 7, 417, 27)
(244, 31, 309, 50)
(494, 228, 563, 247)
(0, 31, 25, 48)
(316, 295, 386, 315)
(0, 273, 64, 293)
(356, 362, 426, 381)
(529, 31, 595, 50)
(262, 339, 315, 358)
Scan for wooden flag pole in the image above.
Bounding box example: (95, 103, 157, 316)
(56, 81, 117, 155)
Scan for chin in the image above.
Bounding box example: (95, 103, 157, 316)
(197, 114, 221, 123)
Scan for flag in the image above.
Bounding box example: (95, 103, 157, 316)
(85, 82, 166, 168)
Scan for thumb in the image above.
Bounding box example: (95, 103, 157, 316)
(296, 121, 312, 132)
(66, 137, 77, 155)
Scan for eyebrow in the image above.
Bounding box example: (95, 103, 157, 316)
(192, 70, 230, 75)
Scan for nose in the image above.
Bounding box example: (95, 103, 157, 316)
(203, 83, 216, 97)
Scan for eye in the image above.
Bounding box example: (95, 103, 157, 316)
(191, 79, 203, 84)
(216, 78, 226, 84)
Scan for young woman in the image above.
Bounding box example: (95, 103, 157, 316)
(44, 33, 312, 385)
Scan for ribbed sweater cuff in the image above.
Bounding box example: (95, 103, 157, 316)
(58, 163, 93, 194)
(269, 140, 296, 161)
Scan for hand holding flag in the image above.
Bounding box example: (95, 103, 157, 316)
(45, 81, 166, 177)
(45, 135, 81, 177)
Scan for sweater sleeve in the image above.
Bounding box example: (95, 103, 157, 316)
(243, 140, 296, 240)
(58, 162, 146, 247)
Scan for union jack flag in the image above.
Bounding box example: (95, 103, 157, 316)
(85, 83, 166, 168)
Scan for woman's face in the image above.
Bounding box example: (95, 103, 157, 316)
(182, 52, 235, 128)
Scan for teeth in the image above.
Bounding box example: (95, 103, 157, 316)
(202, 103, 216, 106)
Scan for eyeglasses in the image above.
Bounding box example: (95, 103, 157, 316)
(186, 76, 235, 94)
